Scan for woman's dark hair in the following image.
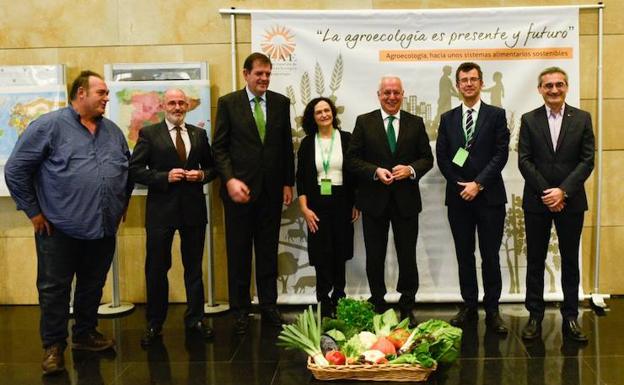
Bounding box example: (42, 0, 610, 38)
(301, 97, 341, 136)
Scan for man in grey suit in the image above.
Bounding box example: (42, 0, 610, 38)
(347, 76, 433, 326)
(130, 88, 216, 346)
(213, 52, 294, 334)
(518, 67, 595, 342)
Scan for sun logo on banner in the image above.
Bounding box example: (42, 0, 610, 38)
(261, 25, 296, 61)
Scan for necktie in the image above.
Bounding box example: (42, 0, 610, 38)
(174, 126, 187, 162)
(253, 96, 266, 143)
(549, 111, 560, 151)
(465, 108, 474, 148)
(386, 115, 397, 154)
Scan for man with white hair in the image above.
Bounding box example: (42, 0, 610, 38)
(347, 76, 433, 326)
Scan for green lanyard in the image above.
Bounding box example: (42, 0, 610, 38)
(316, 129, 336, 178)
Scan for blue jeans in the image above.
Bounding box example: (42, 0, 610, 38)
(35, 229, 115, 348)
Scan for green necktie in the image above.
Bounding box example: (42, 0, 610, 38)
(386, 115, 397, 153)
(253, 96, 266, 143)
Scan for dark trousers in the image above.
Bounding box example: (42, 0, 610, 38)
(224, 191, 282, 314)
(35, 230, 115, 348)
(308, 186, 350, 304)
(447, 204, 505, 313)
(524, 210, 584, 320)
(362, 199, 419, 310)
(145, 225, 206, 329)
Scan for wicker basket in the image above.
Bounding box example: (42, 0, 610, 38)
(307, 357, 436, 382)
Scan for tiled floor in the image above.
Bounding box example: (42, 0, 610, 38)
(0, 298, 621, 385)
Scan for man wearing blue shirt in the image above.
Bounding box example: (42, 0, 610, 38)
(5, 70, 132, 375)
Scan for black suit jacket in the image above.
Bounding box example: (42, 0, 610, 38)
(213, 89, 294, 202)
(296, 130, 356, 209)
(347, 109, 433, 217)
(129, 120, 216, 227)
(436, 102, 510, 207)
(518, 104, 594, 213)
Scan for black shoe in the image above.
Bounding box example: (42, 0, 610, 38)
(399, 307, 418, 328)
(42, 343, 65, 375)
(261, 307, 285, 327)
(367, 297, 388, 314)
(449, 306, 478, 327)
(320, 300, 336, 318)
(234, 312, 250, 335)
(521, 317, 542, 340)
(485, 312, 508, 335)
(562, 319, 588, 343)
(140, 326, 162, 347)
(186, 318, 215, 340)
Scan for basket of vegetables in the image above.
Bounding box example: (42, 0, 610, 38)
(278, 298, 462, 382)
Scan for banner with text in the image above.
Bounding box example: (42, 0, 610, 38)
(251, 7, 580, 303)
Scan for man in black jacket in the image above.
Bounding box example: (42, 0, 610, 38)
(436, 62, 510, 334)
(518, 67, 594, 342)
(130, 88, 216, 346)
(213, 52, 295, 334)
(347, 76, 433, 326)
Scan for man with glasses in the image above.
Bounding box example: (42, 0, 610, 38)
(436, 62, 510, 334)
(347, 76, 433, 326)
(518, 67, 594, 342)
(130, 88, 216, 346)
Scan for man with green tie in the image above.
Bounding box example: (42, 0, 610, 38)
(213, 52, 295, 334)
(347, 76, 433, 327)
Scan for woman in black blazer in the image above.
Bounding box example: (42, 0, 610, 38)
(296, 97, 359, 317)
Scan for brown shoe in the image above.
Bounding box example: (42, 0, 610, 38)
(71, 331, 115, 351)
(42, 343, 65, 375)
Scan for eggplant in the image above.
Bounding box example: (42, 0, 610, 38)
(320, 334, 339, 355)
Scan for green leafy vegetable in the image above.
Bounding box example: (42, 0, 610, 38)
(335, 298, 375, 338)
(341, 333, 365, 360)
(373, 309, 399, 337)
(325, 329, 346, 342)
(412, 319, 462, 364)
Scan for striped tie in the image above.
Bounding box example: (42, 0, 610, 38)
(465, 108, 474, 148)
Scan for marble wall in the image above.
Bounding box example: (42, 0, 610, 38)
(1, 0, 622, 304)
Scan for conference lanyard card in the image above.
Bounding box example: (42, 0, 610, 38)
(452, 148, 469, 167)
(320, 179, 332, 195)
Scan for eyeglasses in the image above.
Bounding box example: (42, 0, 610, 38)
(458, 77, 481, 84)
(541, 82, 567, 90)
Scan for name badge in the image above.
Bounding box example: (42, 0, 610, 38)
(320, 178, 332, 195)
(452, 148, 469, 167)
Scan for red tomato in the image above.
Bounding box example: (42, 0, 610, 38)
(325, 350, 346, 365)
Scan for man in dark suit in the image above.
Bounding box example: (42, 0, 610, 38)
(213, 52, 294, 334)
(347, 76, 433, 325)
(436, 62, 510, 334)
(130, 88, 216, 346)
(518, 67, 594, 342)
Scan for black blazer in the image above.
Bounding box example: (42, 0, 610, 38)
(296, 130, 356, 209)
(436, 102, 510, 207)
(129, 120, 216, 227)
(347, 109, 433, 217)
(213, 89, 294, 202)
(518, 104, 594, 213)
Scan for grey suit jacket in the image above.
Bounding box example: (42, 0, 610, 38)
(518, 104, 595, 213)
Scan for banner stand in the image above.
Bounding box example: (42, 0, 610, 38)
(219, 4, 608, 310)
(99, 246, 135, 316)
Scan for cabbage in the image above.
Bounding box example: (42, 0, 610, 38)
(413, 319, 462, 364)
